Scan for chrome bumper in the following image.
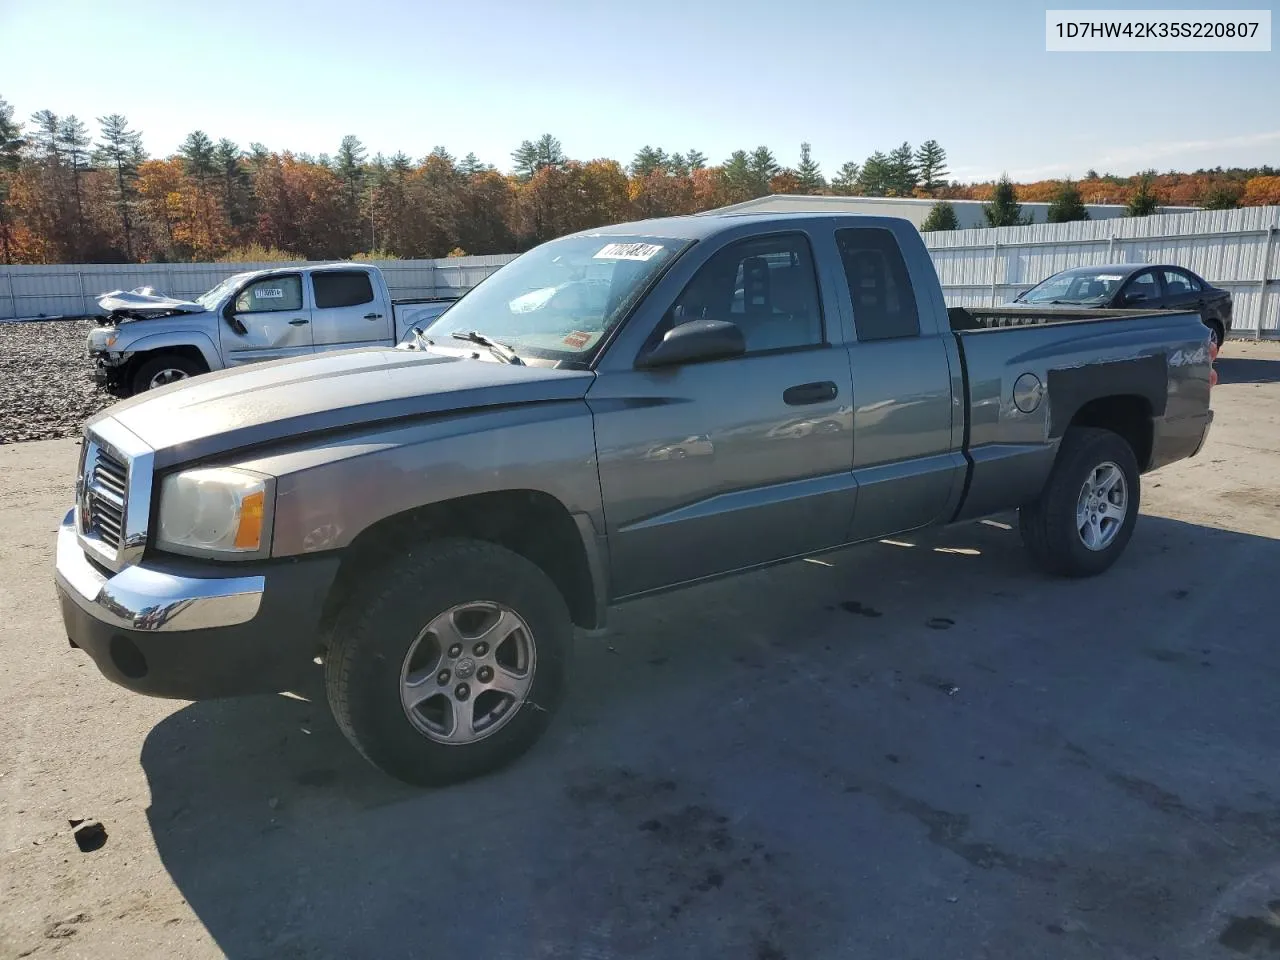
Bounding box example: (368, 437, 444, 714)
(55, 510, 264, 633)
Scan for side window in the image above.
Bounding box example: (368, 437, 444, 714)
(835, 228, 921, 341)
(235, 275, 303, 313)
(1122, 270, 1160, 304)
(313, 271, 375, 309)
(1162, 269, 1200, 295)
(669, 233, 824, 352)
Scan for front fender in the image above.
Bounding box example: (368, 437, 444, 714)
(123, 330, 222, 371)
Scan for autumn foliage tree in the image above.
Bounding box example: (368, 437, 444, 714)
(1, 90, 1278, 267)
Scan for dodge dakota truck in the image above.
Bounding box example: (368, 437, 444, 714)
(54, 212, 1216, 786)
(88, 262, 456, 394)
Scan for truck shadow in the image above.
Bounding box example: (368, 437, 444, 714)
(1215, 355, 1280, 385)
(139, 512, 1280, 959)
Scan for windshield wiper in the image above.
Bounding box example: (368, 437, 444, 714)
(451, 330, 523, 365)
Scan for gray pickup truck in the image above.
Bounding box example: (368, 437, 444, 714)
(54, 212, 1216, 786)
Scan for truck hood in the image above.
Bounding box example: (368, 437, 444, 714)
(91, 347, 595, 468)
(97, 288, 207, 322)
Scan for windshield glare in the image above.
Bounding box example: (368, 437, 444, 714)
(423, 235, 689, 361)
(196, 273, 251, 310)
(1019, 270, 1125, 304)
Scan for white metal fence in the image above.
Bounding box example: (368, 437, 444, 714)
(3, 205, 1278, 336)
(0, 256, 518, 323)
(924, 205, 1280, 338)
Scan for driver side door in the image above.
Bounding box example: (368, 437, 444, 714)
(221, 273, 315, 366)
(1116, 269, 1161, 309)
(587, 230, 856, 599)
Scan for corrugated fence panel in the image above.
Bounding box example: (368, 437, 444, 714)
(924, 205, 1280, 336)
(3, 209, 1277, 335)
(0, 256, 518, 322)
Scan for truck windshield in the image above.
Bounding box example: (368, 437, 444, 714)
(1017, 269, 1125, 305)
(422, 235, 690, 363)
(196, 273, 253, 310)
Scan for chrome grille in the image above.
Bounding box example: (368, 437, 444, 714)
(84, 445, 129, 550)
(75, 418, 155, 572)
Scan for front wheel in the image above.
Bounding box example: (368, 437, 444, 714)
(1019, 427, 1141, 578)
(325, 538, 571, 786)
(130, 353, 205, 394)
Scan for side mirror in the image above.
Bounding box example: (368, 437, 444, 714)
(222, 299, 247, 335)
(636, 319, 746, 369)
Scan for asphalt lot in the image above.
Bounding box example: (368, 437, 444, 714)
(2, 341, 1280, 960)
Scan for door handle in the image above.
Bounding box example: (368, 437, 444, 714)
(364, 312, 384, 320)
(783, 381, 838, 406)
(288, 318, 310, 326)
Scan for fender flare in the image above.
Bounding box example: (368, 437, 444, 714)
(123, 331, 222, 372)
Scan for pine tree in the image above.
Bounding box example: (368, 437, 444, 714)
(94, 114, 146, 260)
(631, 145, 668, 177)
(887, 141, 917, 196)
(459, 152, 484, 176)
(684, 150, 707, 171)
(0, 97, 26, 263)
(1046, 179, 1089, 223)
(795, 142, 826, 193)
(58, 116, 91, 255)
(180, 130, 218, 249)
(858, 152, 893, 196)
(748, 146, 779, 195)
(428, 145, 456, 169)
(1201, 184, 1240, 210)
(983, 174, 1027, 227)
(214, 139, 249, 230)
(920, 200, 959, 232)
(511, 134, 565, 180)
(914, 140, 948, 194)
(722, 150, 753, 200)
(28, 110, 74, 258)
(1126, 171, 1161, 217)
(831, 161, 861, 195)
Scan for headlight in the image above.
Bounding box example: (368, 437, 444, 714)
(157, 467, 273, 558)
(89, 329, 118, 350)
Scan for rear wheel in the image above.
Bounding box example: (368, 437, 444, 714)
(130, 353, 204, 394)
(325, 538, 571, 786)
(1019, 427, 1140, 578)
(1206, 319, 1225, 349)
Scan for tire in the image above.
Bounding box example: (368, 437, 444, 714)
(1206, 319, 1225, 349)
(324, 538, 571, 786)
(1019, 427, 1141, 578)
(130, 353, 204, 394)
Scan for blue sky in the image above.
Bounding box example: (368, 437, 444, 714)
(2, 0, 1277, 181)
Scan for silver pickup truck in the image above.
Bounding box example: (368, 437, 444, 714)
(88, 262, 456, 395)
(54, 212, 1216, 786)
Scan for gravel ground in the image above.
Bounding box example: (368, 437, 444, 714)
(0, 344, 1279, 959)
(0, 320, 116, 445)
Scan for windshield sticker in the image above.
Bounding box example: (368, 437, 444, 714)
(562, 331, 592, 348)
(256, 287, 285, 299)
(594, 242, 663, 262)
(1095, 275, 1123, 282)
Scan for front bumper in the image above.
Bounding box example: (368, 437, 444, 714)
(89, 352, 130, 391)
(54, 510, 340, 699)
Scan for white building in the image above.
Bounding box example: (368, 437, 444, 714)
(707, 194, 1200, 229)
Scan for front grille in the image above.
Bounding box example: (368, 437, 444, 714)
(84, 444, 129, 550)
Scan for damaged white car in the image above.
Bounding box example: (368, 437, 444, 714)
(89, 263, 457, 395)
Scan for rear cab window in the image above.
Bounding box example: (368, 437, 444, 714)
(835, 228, 921, 341)
(314, 271, 375, 308)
